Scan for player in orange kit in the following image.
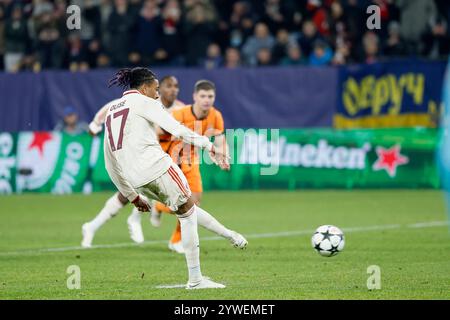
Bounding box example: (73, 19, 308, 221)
(151, 79, 230, 253)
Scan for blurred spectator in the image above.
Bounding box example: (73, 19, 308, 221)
(17, 54, 39, 72)
(309, 39, 333, 66)
(397, 0, 437, 55)
(71, 0, 101, 44)
(261, 0, 286, 34)
(362, 31, 380, 64)
(421, 13, 450, 59)
(54, 106, 89, 135)
(297, 20, 320, 58)
(158, 0, 183, 65)
(135, 0, 162, 66)
(371, 0, 400, 40)
(66, 32, 88, 72)
(265, 0, 300, 32)
(332, 41, 351, 66)
(242, 22, 275, 66)
(98, 0, 113, 53)
(228, 1, 254, 48)
(107, 0, 137, 67)
(343, 0, 365, 46)
(306, 0, 331, 37)
(75, 0, 102, 68)
(281, 43, 305, 66)
(271, 28, 291, 64)
(96, 52, 111, 69)
(256, 47, 273, 66)
(223, 46, 241, 68)
(0, 0, 449, 72)
(383, 21, 407, 58)
(4, 4, 29, 72)
(202, 43, 222, 69)
(328, 0, 347, 49)
(34, 4, 65, 70)
(182, 1, 217, 66)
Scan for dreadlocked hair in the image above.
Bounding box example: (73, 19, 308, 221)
(108, 67, 157, 90)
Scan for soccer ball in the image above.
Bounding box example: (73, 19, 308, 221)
(311, 225, 345, 257)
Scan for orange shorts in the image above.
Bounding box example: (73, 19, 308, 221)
(180, 162, 203, 193)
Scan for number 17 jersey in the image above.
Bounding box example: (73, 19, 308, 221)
(103, 90, 179, 201)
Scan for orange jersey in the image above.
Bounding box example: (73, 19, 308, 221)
(167, 105, 224, 165)
(159, 99, 186, 153)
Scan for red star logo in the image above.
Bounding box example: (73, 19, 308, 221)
(28, 132, 53, 157)
(372, 145, 409, 178)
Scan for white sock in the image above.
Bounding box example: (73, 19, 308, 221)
(128, 207, 142, 224)
(178, 207, 202, 284)
(88, 193, 124, 232)
(195, 205, 233, 239)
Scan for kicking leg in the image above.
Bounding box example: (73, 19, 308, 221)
(177, 198, 225, 289)
(82, 192, 128, 247)
(155, 164, 232, 288)
(195, 205, 248, 249)
(168, 192, 201, 254)
(172, 192, 247, 250)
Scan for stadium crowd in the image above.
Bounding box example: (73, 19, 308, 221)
(0, 0, 449, 72)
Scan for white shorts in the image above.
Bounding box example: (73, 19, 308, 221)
(137, 164, 191, 212)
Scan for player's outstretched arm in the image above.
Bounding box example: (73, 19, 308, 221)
(140, 98, 214, 151)
(139, 97, 231, 168)
(88, 104, 109, 136)
(212, 134, 230, 171)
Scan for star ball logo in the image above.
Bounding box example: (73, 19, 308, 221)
(372, 145, 409, 178)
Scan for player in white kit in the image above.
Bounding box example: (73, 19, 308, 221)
(81, 76, 184, 247)
(104, 67, 247, 289)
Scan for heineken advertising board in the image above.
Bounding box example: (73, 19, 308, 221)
(200, 128, 439, 190)
(0, 128, 440, 195)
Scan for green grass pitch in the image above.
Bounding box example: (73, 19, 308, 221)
(0, 190, 449, 300)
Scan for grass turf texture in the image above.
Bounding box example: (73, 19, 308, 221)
(0, 190, 449, 300)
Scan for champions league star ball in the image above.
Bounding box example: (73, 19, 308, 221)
(311, 225, 345, 257)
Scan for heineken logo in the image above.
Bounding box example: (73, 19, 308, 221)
(52, 142, 84, 194)
(16, 132, 60, 192)
(372, 145, 409, 178)
(239, 133, 371, 170)
(28, 132, 53, 157)
(238, 132, 411, 178)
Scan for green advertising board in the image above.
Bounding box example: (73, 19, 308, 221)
(200, 128, 439, 190)
(0, 128, 440, 195)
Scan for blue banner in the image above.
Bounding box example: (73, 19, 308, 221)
(335, 60, 447, 129)
(2, 61, 446, 132)
(0, 66, 337, 132)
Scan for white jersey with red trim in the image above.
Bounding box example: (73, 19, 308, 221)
(103, 90, 213, 202)
(89, 98, 184, 135)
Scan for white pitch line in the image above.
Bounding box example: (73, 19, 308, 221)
(155, 284, 186, 289)
(0, 220, 447, 257)
(408, 221, 449, 228)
